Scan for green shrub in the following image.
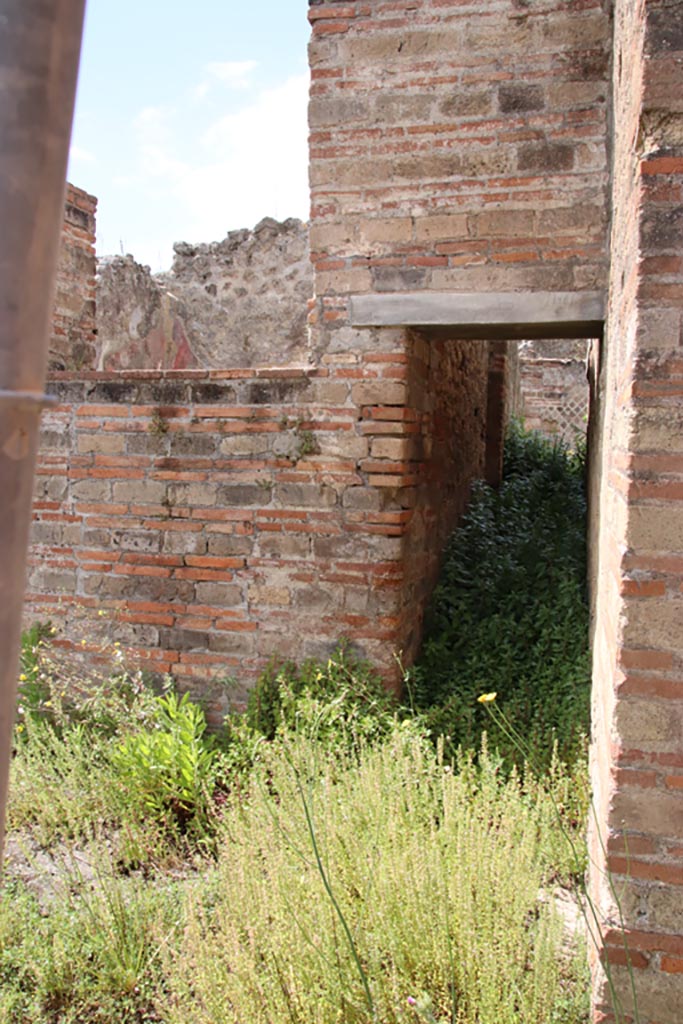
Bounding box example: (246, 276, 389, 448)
(113, 690, 218, 837)
(410, 423, 590, 765)
(245, 641, 397, 750)
(0, 868, 180, 1024)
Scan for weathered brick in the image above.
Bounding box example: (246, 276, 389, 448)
(275, 482, 338, 507)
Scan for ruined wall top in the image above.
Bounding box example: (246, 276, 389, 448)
(78, 216, 311, 371)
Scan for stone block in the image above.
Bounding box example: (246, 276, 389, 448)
(207, 534, 253, 557)
(112, 480, 167, 504)
(275, 482, 338, 507)
(111, 529, 161, 553)
(71, 478, 112, 502)
(167, 483, 218, 507)
(342, 487, 385, 512)
(517, 142, 575, 172)
(351, 380, 407, 406)
(162, 531, 208, 556)
(77, 433, 125, 454)
(195, 582, 244, 607)
(359, 218, 414, 245)
(248, 585, 291, 606)
(415, 214, 468, 242)
(628, 507, 683, 553)
(370, 437, 414, 460)
(256, 534, 312, 559)
(498, 84, 545, 113)
(217, 484, 267, 507)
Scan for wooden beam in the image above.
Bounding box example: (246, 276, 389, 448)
(349, 291, 604, 339)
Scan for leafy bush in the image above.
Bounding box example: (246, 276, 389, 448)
(244, 641, 397, 750)
(112, 690, 218, 837)
(410, 423, 590, 764)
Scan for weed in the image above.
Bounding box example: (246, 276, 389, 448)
(149, 409, 170, 436)
(294, 427, 319, 460)
(410, 422, 590, 766)
(113, 690, 218, 838)
(166, 728, 589, 1024)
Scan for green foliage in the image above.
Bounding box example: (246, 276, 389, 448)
(113, 690, 218, 837)
(166, 728, 589, 1024)
(16, 621, 56, 730)
(0, 869, 180, 1023)
(245, 642, 397, 750)
(6, 634, 590, 1024)
(411, 423, 590, 764)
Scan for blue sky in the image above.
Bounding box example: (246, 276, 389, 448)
(68, 0, 311, 271)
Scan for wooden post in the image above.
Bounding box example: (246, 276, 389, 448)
(0, 0, 86, 864)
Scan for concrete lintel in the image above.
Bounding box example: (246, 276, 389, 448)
(349, 291, 605, 339)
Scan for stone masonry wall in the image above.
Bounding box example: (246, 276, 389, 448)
(517, 338, 590, 442)
(589, 1, 683, 1021)
(308, 0, 611, 346)
(95, 218, 312, 371)
(50, 184, 97, 371)
(304, 0, 612, 683)
(26, 347, 487, 714)
(398, 334, 488, 662)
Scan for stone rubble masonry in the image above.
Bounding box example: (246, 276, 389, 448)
(50, 184, 97, 371)
(95, 217, 313, 371)
(587, 1, 683, 1022)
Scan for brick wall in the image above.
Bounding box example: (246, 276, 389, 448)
(308, 0, 611, 346)
(589, 1, 683, 1021)
(27, 351, 487, 715)
(50, 183, 97, 371)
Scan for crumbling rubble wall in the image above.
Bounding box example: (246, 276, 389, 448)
(96, 218, 312, 370)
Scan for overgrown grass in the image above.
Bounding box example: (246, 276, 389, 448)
(3, 654, 589, 1023)
(167, 728, 588, 1024)
(2, 424, 593, 1022)
(410, 422, 590, 765)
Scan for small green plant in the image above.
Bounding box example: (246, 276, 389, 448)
(478, 691, 639, 1024)
(16, 621, 56, 733)
(149, 408, 170, 435)
(245, 641, 396, 751)
(113, 689, 218, 836)
(294, 427, 319, 460)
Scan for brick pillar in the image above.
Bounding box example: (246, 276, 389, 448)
(50, 183, 97, 371)
(589, 2, 683, 1021)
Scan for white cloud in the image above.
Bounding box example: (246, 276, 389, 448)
(124, 71, 310, 267)
(69, 144, 96, 164)
(193, 59, 259, 99)
(206, 60, 258, 88)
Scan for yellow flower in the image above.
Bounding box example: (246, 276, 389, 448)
(19, 673, 27, 682)
(16, 724, 24, 733)
(477, 692, 497, 704)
